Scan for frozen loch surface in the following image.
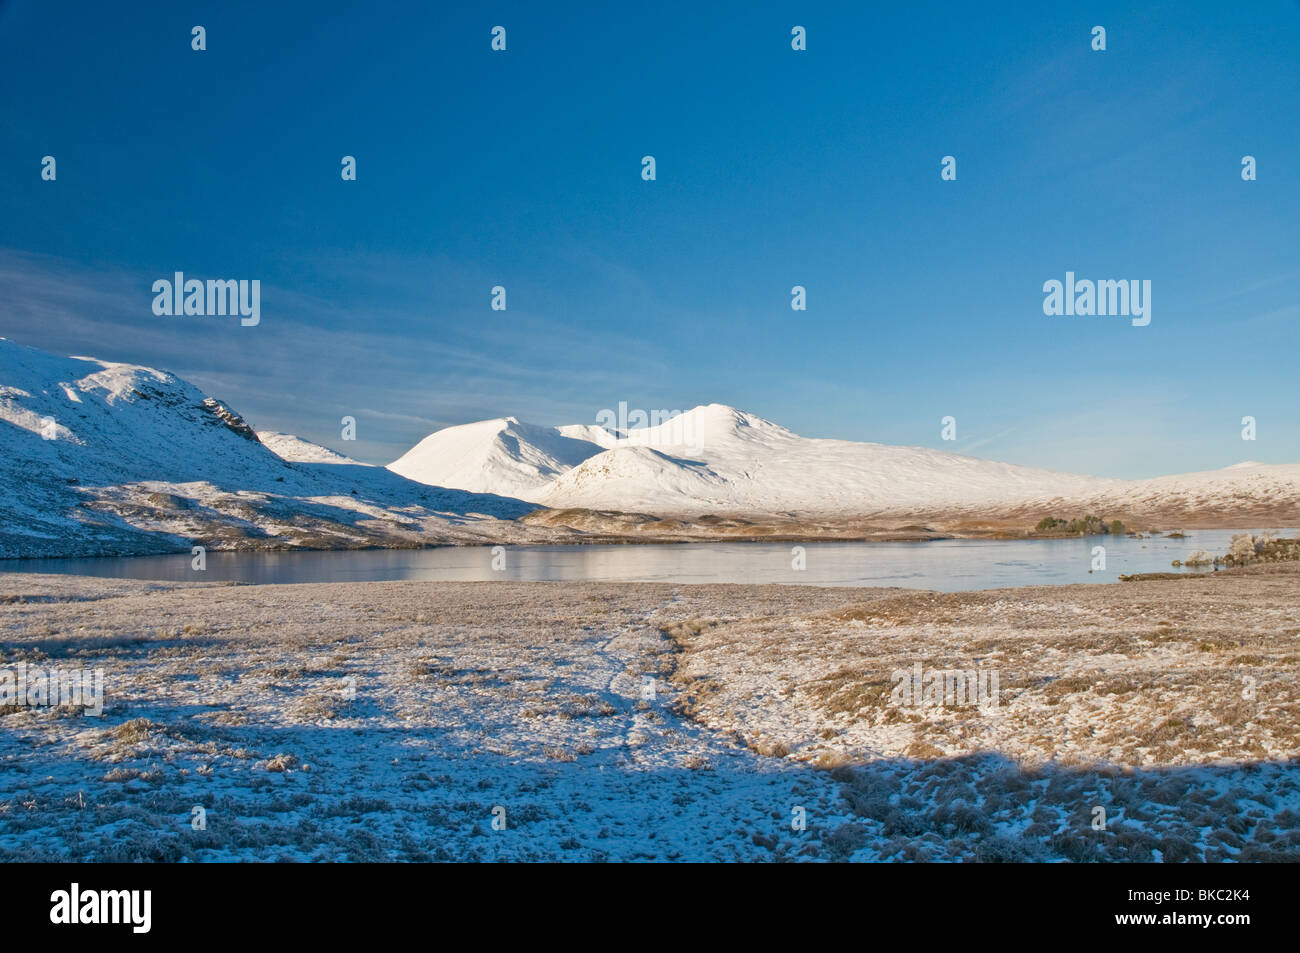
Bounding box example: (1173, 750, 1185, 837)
(3, 530, 1283, 590)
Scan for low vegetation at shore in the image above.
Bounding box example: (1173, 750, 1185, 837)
(1032, 514, 1125, 536)
(1172, 533, 1300, 569)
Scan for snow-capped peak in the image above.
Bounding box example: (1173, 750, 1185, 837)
(627, 403, 789, 449)
(386, 401, 1300, 519)
(388, 414, 605, 499)
(388, 403, 1109, 513)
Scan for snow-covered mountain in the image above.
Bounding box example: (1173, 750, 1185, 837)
(389, 416, 608, 499)
(4, 336, 1294, 560)
(389, 403, 1116, 515)
(389, 403, 1300, 522)
(0, 339, 535, 558)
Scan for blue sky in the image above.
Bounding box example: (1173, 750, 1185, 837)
(1, 0, 1297, 477)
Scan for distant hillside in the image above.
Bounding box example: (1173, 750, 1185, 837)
(389, 403, 1120, 515)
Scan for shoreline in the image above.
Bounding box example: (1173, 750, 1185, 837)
(4, 514, 1296, 564)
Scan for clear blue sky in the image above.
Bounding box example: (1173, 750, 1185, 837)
(1, 0, 1297, 477)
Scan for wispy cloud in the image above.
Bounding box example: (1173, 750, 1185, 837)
(0, 248, 683, 462)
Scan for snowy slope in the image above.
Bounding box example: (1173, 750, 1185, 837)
(540, 405, 1127, 515)
(390, 402, 1300, 520)
(389, 416, 608, 499)
(556, 422, 622, 449)
(391, 403, 1122, 515)
(0, 339, 535, 557)
(1030, 461, 1300, 523)
(258, 431, 364, 465)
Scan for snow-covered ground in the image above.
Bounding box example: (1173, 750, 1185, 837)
(0, 576, 859, 861)
(1, 570, 1295, 861)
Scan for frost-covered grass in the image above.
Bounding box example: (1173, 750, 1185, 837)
(0, 570, 1296, 862)
(0, 577, 861, 861)
(668, 565, 1300, 769)
(824, 756, 1300, 862)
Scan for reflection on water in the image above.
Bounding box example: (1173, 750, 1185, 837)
(1, 530, 1278, 593)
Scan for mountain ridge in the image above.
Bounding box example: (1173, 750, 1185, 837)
(384, 402, 1300, 523)
(4, 339, 1297, 558)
